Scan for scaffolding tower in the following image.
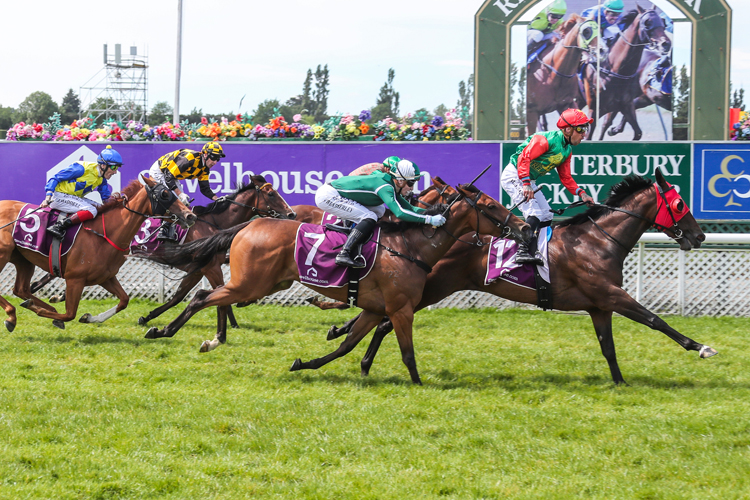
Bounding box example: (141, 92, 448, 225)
(80, 44, 148, 124)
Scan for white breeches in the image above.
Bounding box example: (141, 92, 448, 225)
(501, 163, 553, 222)
(314, 183, 385, 224)
(48, 192, 98, 217)
(149, 162, 182, 192)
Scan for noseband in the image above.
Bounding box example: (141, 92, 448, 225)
(439, 189, 513, 245)
(223, 182, 289, 219)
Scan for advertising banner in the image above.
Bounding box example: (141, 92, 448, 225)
(693, 144, 750, 220)
(0, 142, 503, 208)
(501, 141, 691, 214)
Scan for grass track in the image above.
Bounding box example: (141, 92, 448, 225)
(0, 298, 748, 499)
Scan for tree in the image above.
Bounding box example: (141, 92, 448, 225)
(673, 65, 689, 140)
(731, 85, 746, 111)
(180, 107, 204, 124)
(371, 68, 400, 122)
(457, 73, 474, 116)
(251, 99, 282, 124)
(14, 91, 59, 124)
(60, 89, 80, 124)
(301, 69, 313, 115)
(312, 64, 330, 122)
(148, 101, 173, 125)
(0, 105, 15, 130)
(433, 104, 448, 118)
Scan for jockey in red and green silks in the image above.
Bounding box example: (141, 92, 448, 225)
(501, 108, 594, 265)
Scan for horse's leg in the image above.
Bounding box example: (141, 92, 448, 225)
(596, 287, 716, 358)
(388, 306, 421, 385)
(360, 317, 395, 376)
(202, 263, 240, 329)
(12, 258, 57, 314)
(598, 112, 617, 141)
(526, 110, 539, 137)
(0, 252, 18, 331)
(138, 271, 202, 326)
(624, 105, 643, 141)
(289, 311, 384, 372)
(307, 296, 350, 311)
(199, 305, 231, 353)
(21, 278, 85, 329)
(326, 312, 362, 340)
(78, 277, 129, 324)
(30, 272, 56, 294)
(588, 308, 626, 385)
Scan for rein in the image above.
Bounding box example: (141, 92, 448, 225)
(84, 213, 129, 252)
(223, 183, 288, 218)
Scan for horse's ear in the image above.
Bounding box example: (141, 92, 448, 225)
(654, 168, 668, 188)
(636, 3, 644, 13)
(433, 176, 446, 185)
(141, 174, 156, 187)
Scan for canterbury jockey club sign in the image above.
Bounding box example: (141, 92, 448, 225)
(491, 0, 704, 17)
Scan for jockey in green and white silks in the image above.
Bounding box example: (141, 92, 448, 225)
(315, 157, 446, 268)
(41, 145, 122, 239)
(501, 109, 594, 265)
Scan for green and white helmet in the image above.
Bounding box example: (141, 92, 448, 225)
(603, 0, 624, 13)
(382, 156, 401, 170)
(388, 159, 422, 181)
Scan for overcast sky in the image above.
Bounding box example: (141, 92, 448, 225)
(1, 0, 747, 119)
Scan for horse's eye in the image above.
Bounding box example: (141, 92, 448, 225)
(582, 27, 592, 39)
(487, 204, 496, 210)
(676, 201, 685, 212)
(160, 191, 170, 200)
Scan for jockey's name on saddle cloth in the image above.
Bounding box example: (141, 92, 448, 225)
(12, 204, 80, 257)
(130, 218, 189, 254)
(485, 227, 551, 289)
(295, 223, 380, 288)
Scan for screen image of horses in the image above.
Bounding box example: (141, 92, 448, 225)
(525, 0, 674, 141)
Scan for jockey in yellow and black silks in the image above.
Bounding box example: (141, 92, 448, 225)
(41, 145, 122, 239)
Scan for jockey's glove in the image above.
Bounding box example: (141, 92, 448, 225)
(426, 215, 446, 227)
(178, 193, 191, 206)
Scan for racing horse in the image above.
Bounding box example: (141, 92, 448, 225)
(143, 181, 531, 384)
(526, 14, 601, 136)
(325, 170, 716, 385)
(0, 176, 195, 331)
(29, 176, 296, 329)
(581, 5, 670, 140)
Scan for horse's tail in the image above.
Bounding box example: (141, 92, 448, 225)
(150, 220, 253, 271)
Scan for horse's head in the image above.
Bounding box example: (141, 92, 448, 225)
(417, 176, 457, 207)
(556, 15, 603, 62)
(239, 175, 297, 219)
(653, 169, 705, 250)
(454, 184, 530, 243)
(141, 175, 197, 228)
(636, 7, 669, 51)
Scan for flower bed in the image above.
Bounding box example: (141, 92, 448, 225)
(4, 109, 471, 142)
(731, 111, 750, 141)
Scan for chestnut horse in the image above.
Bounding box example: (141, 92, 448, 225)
(325, 170, 716, 385)
(144, 182, 530, 384)
(582, 6, 670, 140)
(0, 176, 195, 331)
(527, 15, 601, 136)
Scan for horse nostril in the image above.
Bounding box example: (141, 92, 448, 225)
(288, 212, 297, 220)
(697, 233, 706, 242)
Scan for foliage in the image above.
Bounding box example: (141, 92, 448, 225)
(251, 99, 282, 125)
(14, 91, 59, 124)
(372, 108, 470, 141)
(457, 73, 474, 129)
(0, 300, 747, 499)
(673, 65, 690, 141)
(371, 68, 400, 123)
(731, 86, 746, 112)
(59, 89, 80, 125)
(0, 104, 16, 130)
(149, 101, 174, 125)
(312, 64, 330, 123)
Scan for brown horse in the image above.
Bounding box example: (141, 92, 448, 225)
(527, 15, 601, 136)
(143, 182, 530, 384)
(0, 176, 195, 331)
(325, 170, 716, 385)
(582, 6, 670, 140)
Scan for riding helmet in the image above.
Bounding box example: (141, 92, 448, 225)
(202, 141, 226, 158)
(556, 109, 594, 129)
(97, 145, 123, 166)
(603, 0, 624, 13)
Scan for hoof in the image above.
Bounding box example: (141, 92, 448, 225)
(49, 295, 65, 304)
(79, 313, 92, 323)
(137, 316, 149, 326)
(144, 327, 161, 339)
(52, 320, 65, 330)
(327, 325, 340, 341)
(290, 358, 303, 371)
(4, 320, 15, 333)
(199, 340, 211, 353)
(230, 323, 239, 329)
(699, 345, 718, 359)
(304, 297, 316, 304)
(20, 299, 33, 310)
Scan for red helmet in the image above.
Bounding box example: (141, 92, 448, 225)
(557, 109, 593, 129)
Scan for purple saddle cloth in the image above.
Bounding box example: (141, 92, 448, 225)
(295, 223, 380, 288)
(485, 227, 551, 289)
(130, 218, 189, 254)
(12, 204, 80, 257)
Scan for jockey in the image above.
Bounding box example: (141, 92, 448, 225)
(42, 145, 122, 239)
(501, 108, 594, 265)
(527, 0, 567, 57)
(582, 0, 624, 43)
(149, 141, 225, 241)
(348, 156, 400, 176)
(315, 158, 445, 268)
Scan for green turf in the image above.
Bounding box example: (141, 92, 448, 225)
(0, 298, 747, 499)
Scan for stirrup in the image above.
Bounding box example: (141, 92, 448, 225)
(516, 252, 543, 265)
(335, 251, 365, 269)
(47, 225, 66, 240)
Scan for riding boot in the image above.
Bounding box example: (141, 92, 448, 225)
(157, 221, 178, 242)
(515, 216, 543, 265)
(47, 212, 82, 240)
(335, 219, 376, 269)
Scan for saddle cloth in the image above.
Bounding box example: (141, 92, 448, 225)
(130, 218, 190, 255)
(319, 211, 341, 225)
(295, 223, 380, 288)
(12, 204, 80, 257)
(485, 227, 551, 289)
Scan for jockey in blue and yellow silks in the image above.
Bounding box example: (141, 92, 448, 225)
(41, 145, 123, 239)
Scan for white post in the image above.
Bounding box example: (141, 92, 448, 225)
(637, 241, 644, 302)
(678, 249, 686, 316)
(173, 0, 183, 125)
(158, 272, 165, 303)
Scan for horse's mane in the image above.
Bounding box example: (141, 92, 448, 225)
(619, 9, 640, 30)
(559, 13, 583, 37)
(554, 175, 654, 228)
(378, 204, 450, 234)
(99, 179, 143, 214)
(193, 175, 268, 216)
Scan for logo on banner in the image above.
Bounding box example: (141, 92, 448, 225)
(703, 152, 750, 212)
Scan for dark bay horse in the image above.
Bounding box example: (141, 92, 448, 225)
(527, 14, 601, 136)
(582, 6, 670, 140)
(325, 170, 716, 385)
(144, 183, 531, 384)
(0, 176, 195, 331)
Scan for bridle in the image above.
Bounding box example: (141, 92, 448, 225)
(222, 182, 293, 219)
(437, 188, 514, 246)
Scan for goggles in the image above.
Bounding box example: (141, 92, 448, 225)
(548, 14, 563, 21)
(207, 153, 222, 162)
(102, 162, 121, 171)
(573, 124, 589, 134)
(406, 179, 416, 187)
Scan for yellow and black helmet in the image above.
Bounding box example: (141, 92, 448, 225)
(202, 141, 226, 159)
